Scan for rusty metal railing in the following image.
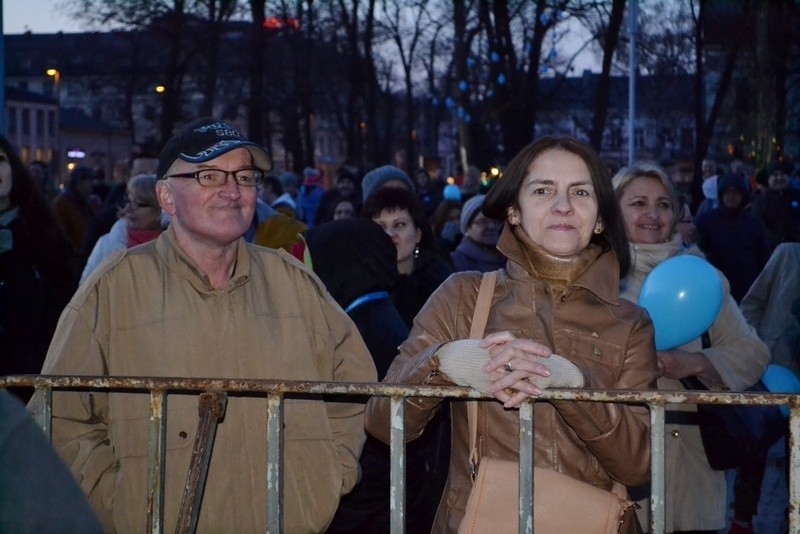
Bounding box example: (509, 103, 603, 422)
(2, 374, 799, 534)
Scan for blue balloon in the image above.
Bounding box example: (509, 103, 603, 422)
(638, 255, 723, 350)
(762, 364, 800, 417)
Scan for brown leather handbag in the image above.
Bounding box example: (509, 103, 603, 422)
(457, 271, 634, 534)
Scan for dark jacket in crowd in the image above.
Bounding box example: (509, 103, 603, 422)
(695, 173, 770, 302)
(750, 187, 800, 252)
(392, 251, 454, 329)
(304, 218, 435, 532)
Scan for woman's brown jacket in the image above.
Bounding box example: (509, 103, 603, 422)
(365, 226, 658, 532)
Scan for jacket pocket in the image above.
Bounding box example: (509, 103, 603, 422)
(566, 332, 625, 385)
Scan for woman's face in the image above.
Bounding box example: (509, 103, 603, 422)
(125, 193, 162, 231)
(372, 207, 420, 265)
(0, 148, 13, 204)
(332, 200, 355, 220)
(465, 212, 502, 246)
(509, 149, 601, 258)
(619, 176, 676, 244)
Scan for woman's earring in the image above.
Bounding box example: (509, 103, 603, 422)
(414, 244, 420, 259)
(594, 222, 604, 234)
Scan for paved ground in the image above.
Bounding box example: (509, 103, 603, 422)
(721, 437, 788, 533)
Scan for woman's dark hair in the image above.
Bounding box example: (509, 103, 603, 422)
(361, 185, 440, 254)
(0, 134, 77, 281)
(483, 135, 631, 276)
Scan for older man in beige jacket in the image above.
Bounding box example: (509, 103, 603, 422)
(40, 118, 376, 533)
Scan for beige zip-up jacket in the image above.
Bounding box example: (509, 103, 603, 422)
(366, 225, 657, 532)
(40, 227, 376, 533)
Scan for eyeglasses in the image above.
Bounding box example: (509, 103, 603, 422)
(168, 167, 264, 188)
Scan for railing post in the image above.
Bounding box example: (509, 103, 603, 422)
(265, 392, 284, 534)
(389, 396, 406, 534)
(30, 384, 52, 439)
(518, 400, 534, 534)
(789, 402, 800, 533)
(650, 404, 666, 534)
(147, 389, 167, 534)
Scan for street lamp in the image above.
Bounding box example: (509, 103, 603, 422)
(46, 68, 61, 101)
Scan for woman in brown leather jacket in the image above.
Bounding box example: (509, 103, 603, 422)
(365, 136, 658, 533)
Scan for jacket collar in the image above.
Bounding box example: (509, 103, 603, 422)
(496, 223, 621, 305)
(156, 226, 251, 293)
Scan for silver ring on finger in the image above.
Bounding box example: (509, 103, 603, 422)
(504, 362, 514, 373)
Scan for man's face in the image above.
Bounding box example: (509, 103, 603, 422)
(157, 148, 257, 248)
(768, 170, 790, 191)
(721, 187, 743, 209)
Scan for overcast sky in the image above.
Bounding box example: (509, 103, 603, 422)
(3, 0, 79, 34)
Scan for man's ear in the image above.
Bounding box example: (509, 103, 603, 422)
(156, 181, 176, 216)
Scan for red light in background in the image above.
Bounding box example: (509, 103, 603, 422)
(263, 17, 300, 30)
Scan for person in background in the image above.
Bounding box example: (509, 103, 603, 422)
(729, 242, 800, 534)
(0, 134, 77, 402)
(450, 194, 504, 273)
(695, 158, 719, 218)
(0, 389, 102, 533)
(274, 170, 301, 219)
(79, 157, 133, 272)
(360, 164, 415, 204)
(750, 160, 800, 252)
(361, 186, 453, 329)
(28, 159, 57, 202)
(299, 166, 324, 227)
(460, 164, 483, 201)
(675, 194, 697, 248)
(245, 174, 307, 251)
(38, 118, 376, 532)
(367, 136, 657, 533)
(612, 162, 769, 533)
(80, 174, 165, 283)
(51, 165, 96, 253)
(361, 185, 454, 522)
(429, 185, 463, 253)
(305, 218, 436, 533)
(695, 172, 770, 302)
(331, 198, 357, 221)
(315, 168, 360, 225)
(415, 168, 443, 218)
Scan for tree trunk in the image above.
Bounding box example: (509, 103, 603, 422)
(588, 0, 626, 151)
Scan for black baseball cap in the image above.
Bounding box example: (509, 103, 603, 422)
(156, 117, 271, 179)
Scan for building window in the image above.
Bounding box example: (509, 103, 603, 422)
(21, 108, 30, 135)
(36, 110, 45, 136)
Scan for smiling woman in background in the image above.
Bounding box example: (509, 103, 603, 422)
(80, 174, 165, 283)
(613, 161, 769, 533)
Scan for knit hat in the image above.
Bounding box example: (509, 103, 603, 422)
(361, 165, 415, 201)
(279, 171, 298, 188)
(303, 167, 322, 186)
(156, 117, 271, 179)
(443, 184, 462, 202)
(767, 160, 794, 176)
(460, 194, 485, 235)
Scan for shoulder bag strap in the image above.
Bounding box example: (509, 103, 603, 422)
(467, 271, 498, 479)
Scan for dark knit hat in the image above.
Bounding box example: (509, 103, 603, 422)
(767, 160, 794, 176)
(460, 194, 485, 235)
(361, 165, 415, 201)
(157, 117, 271, 179)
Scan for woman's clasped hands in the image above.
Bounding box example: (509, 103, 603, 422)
(479, 331, 555, 408)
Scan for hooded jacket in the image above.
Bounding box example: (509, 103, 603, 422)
(365, 224, 657, 532)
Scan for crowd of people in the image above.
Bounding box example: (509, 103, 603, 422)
(1, 118, 800, 533)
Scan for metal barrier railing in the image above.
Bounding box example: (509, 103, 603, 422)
(2, 375, 799, 534)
